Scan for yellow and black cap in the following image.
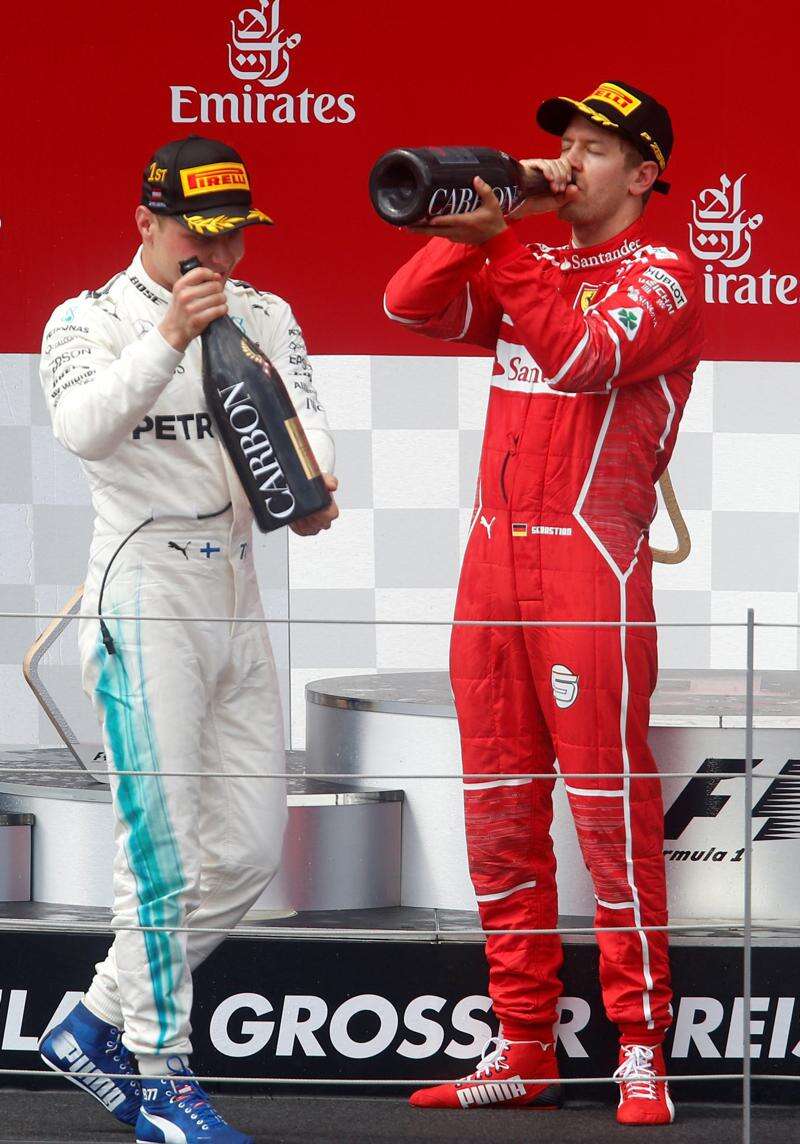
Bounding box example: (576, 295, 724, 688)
(536, 81, 673, 195)
(141, 135, 274, 235)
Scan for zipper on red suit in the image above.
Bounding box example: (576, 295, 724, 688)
(499, 431, 520, 503)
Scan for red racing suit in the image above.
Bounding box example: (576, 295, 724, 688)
(384, 218, 704, 1044)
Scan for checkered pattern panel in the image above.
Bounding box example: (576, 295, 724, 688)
(1, 354, 798, 749)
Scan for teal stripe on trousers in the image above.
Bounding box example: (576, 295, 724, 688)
(94, 591, 187, 1053)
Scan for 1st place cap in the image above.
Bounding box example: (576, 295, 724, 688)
(536, 81, 673, 195)
(141, 135, 274, 235)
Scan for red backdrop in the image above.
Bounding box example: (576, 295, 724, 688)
(3, 0, 798, 358)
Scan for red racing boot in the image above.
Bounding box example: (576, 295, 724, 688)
(614, 1043, 675, 1125)
(410, 1036, 562, 1110)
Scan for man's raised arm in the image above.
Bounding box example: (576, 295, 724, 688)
(383, 237, 502, 349)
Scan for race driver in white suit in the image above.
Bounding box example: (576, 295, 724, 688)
(39, 134, 338, 1144)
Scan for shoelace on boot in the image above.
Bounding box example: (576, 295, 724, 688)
(166, 1071, 228, 1129)
(104, 1031, 138, 1075)
(470, 1037, 512, 1081)
(613, 1044, 659, 1100)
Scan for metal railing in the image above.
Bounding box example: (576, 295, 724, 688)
(0, 606, 796, 1144)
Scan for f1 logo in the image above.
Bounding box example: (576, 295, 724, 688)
(664, 759, 800, 841)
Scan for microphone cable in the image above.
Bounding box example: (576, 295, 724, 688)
(97, 503, 232, 656)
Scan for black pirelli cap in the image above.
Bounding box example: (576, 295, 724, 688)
(141, 135, 274, 234)
(536, 81, 673, 195)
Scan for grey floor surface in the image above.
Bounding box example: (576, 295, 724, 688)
(0, 1091, 791, 1144)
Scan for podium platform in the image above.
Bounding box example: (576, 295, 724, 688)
(0, 669, 797, 1100)
(305, 668, 800, 922)
(0, 749, 402, 913)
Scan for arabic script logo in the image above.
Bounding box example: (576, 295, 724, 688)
(689, 174, 763, 269)
(228, 0, 301, 87)
(169, 0, 356, 126)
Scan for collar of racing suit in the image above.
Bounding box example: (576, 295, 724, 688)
(557, 217, 647, 274)
(128, 247, 174, 306)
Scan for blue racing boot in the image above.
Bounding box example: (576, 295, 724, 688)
(136, 1060, 253, 1143)
(39, 1000, 141, 1125)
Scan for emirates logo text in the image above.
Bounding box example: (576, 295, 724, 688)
(170, 0, 357, 127)
(690, 174, 797, 306)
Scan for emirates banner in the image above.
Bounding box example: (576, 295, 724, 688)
(3, 1, 798, 360)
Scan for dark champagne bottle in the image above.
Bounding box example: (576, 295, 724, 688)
(180, 257, 331, 533)
(369, 146, 554, 226)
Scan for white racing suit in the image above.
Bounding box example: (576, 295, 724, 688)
(40, 249, 335, 1059)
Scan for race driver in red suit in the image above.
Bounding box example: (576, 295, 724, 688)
(384, 82, 704, 1126)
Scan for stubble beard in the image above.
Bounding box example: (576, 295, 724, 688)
(558, 198, 592, 224)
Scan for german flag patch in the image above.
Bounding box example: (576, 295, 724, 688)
(512, 523, 528, 537)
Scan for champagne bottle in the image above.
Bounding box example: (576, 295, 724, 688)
(369, 146, 555, 226)
(180, 257, 331, 533)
